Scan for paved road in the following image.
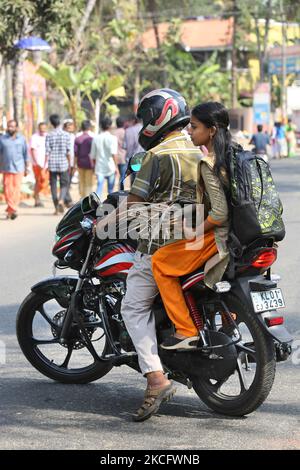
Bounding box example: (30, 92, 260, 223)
(0, 158, 300, 450)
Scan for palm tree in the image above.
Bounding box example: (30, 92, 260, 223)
(37, 62, 126, 130)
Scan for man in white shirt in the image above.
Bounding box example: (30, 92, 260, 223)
(90, 117, 119, 199)
(30, 122, 48, 207)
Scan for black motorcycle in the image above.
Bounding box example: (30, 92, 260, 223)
(16, 156, 293, 417)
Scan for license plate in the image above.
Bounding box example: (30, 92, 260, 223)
(250, 288, 285, 313)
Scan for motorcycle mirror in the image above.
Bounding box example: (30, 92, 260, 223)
(81, 192, 101, 214)
(125, 151, 147, 177)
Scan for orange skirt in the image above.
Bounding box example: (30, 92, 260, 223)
(152, 231, 218, 336)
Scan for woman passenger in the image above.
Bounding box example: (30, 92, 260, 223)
(152, 102, 231, 349)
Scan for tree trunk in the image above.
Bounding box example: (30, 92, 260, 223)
(95, 98, 100, 134)
(12, 50, 27, 124)
(64, 0, 98, 64)
(261, 0, 272, 82)
(5, 64, 13, 120)
(254, 0, 272, 82)
(254, 14, 263, 81)
(11, 15, 31, 125)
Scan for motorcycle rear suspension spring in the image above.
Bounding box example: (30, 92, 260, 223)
(184, 291, 204, 331)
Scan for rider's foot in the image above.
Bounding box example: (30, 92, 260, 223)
(133, 380, 176, 422)
(160, 334, 199, 350)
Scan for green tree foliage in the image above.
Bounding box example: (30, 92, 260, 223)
(37, 61, 126, 127)
(2, 0, 299, 123)
(0, 0, 87, 123)
(165, 47, 231, 107)
(0, 0, 86, 63)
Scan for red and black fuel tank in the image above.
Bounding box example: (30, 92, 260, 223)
(93, 241, 135, 278)
(52, 201, 85, 259)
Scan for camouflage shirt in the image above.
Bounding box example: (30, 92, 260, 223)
(130, 131, 202, 254)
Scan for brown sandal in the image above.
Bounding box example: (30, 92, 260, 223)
(133, 381, 176, 422)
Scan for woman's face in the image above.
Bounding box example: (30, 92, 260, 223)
(188, 115, 212, 147)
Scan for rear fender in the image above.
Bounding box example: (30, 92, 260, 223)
(229, 275, 293, 345)
(31, 276, 79, 308)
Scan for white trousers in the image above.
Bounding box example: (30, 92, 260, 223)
(121, 251, 164, 375)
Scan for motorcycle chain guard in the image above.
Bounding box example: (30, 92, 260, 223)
(159, 331, 238, 382)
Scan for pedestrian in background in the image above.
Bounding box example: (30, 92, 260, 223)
(286, 118, 297, 158)
(45, 114, 71, 215)
(30, 122, 48, 207)
(111, 116, 127, 190)
(123, 113, 144, 185)
(249, 124, 270, 162)
(0, 119, 29, 220)
(74, 120, 94, 198)
(271, 122, 287, 159)
(90, 117, 118, 200)
(63, 119, 75, 208)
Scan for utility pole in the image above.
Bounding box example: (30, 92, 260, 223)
(280, 0, 287, 121)
(134, 0, 142, 112)
(133, 68, 140, 113)
(148, 0, 168, 88)
(231, 0, 238, 109)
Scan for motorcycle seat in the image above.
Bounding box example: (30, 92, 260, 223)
(180, 266, 205, 291)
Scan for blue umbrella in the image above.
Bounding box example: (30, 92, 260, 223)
(14, 36, 51, 51)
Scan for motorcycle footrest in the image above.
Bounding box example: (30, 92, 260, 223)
(104, 352, 138, 366)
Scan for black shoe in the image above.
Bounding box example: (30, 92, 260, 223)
(160, 335, 199, 350)
(57, 202, 65, 213)
(7, 212, 18, 220)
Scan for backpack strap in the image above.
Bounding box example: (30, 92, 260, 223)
(226, 232, 245, 280)
(227, 231, 244, 257)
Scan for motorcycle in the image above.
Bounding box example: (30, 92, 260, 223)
(16, 154, 293, 417)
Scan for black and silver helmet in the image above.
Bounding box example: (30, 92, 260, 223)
(137, 88, 190, 150)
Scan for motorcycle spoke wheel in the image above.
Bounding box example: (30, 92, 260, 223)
(34, 300, 104, 369)
(17, 291, 114, 384)
(236, 355, 249, 393)
(37, 305, 58, 330)
(59, 343, 76, 369)
(192, 294, 276, 416)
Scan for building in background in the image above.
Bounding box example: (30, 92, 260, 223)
(0, 59, 46, 139)
(141, 17, 234, 72)
(141, 16, 300, 135)
(23, 61, 47, 139)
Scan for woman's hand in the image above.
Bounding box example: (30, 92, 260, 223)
(183, 215, 216, 240)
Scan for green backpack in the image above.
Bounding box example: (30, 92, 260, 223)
(227, 145, 285, 249)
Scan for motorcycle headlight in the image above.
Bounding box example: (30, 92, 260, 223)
(80, 216, 94, 232)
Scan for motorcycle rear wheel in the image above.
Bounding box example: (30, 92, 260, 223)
(16, 291, 113, 384)
(192, 293, 276, 416)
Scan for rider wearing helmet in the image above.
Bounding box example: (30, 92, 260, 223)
(97, 89, 202, 421)
(137, 88, 190, 150)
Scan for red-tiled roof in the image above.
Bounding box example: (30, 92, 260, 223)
(141, 17, 234, 51)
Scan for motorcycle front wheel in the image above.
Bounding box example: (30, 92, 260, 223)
(16, 291, 113, 384)
(192, 293, 276, 416)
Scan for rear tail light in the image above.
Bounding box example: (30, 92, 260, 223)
(265, 316, 284, 327)
(251, 248, 277, 269)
